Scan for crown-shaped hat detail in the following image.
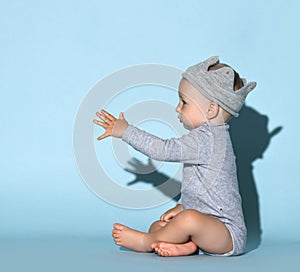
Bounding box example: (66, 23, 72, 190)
(182, 56, 256, 117)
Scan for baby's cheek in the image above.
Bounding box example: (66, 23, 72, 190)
(185, 117, 195, 127)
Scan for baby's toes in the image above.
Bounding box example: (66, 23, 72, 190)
(113, 223, 124, 230)
(157, 249, 164, 256)
(112, 230, 120, 237)
(113, 236, 121, 243)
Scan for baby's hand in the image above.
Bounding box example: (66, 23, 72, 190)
(93, 109, 129, 140)
(160, 204, 182, 222)
(160, 211, 175, 223)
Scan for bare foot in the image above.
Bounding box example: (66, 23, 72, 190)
(151, 241, 198, 257)
(112, 223, 152, 252)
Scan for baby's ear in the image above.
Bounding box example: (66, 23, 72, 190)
(207, 102, 219, 119)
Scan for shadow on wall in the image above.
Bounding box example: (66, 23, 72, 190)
(229, 105, 282, 252)
(125, 105, 282, 253)
(125, 158, 181, 202)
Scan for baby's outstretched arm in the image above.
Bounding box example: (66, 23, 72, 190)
(93, 109, 128, 140)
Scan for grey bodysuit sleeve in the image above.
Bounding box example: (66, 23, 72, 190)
(122, 125, 211, 165)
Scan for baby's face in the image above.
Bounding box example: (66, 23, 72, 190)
(176, 79, 211, 130)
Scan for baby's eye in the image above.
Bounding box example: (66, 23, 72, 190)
(182, 99, 187, 105)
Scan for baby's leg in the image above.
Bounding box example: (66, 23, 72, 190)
(149, 220, 198, 257)
(112, 209, 232, 255)
(151, 241, 198, 257)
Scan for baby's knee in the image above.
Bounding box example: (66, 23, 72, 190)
(177, 209, 204, 224)
(180, 209, 200, 216)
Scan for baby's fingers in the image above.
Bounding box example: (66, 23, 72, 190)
(100, 109, 116, 121)
(96, 112, 114, 125)
(97, 132, 110, 141)
(160, 214, 170, 222)
(163, 214, 173, 222)
(119, 112, 125, 120)
(160, 214, 165, 221)
(93, 119, 109, 128)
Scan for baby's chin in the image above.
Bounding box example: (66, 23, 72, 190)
(182, 121, 206, 130)
(179, 118, 193, 130)
(182, 123, 193, 130)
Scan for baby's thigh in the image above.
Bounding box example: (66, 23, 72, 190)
(177, 209, 233, 254)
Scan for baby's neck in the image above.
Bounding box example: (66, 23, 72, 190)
(208, 116, 228, 125)
(208, 108, 231, 125)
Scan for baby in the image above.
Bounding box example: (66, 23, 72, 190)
(93, 56, 256, 257)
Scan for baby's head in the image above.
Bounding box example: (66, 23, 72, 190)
(177, 56, 256, 129)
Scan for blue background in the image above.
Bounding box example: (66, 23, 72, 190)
(1, 0, 300, 271)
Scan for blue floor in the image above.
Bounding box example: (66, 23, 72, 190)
(1, 236, 299, 272)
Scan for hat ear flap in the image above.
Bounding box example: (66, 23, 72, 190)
(203, 56, 220, 71)
(236, 81, 257, 94)
(245, 81, 257, 94)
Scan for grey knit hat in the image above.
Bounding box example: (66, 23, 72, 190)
(182, 56, 256, 117)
